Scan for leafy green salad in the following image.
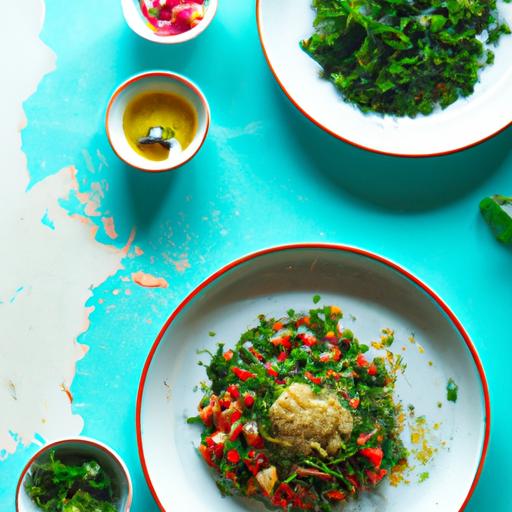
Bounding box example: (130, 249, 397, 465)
(301, 0, 511, 117)
(24, 451, 117, 512)
(190, 303, 408, 511)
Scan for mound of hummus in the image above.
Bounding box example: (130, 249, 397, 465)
(269, 383, 353, 457)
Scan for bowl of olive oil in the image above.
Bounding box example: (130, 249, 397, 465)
(106, 71, 210, 172)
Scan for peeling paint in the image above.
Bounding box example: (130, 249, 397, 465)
(132, 271, 169, 288)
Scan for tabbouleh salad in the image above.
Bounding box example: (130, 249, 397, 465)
(189, 303, 408, 511)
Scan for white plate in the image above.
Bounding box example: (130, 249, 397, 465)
(257, 0, 512, 157)
(137, 244, 489, 511)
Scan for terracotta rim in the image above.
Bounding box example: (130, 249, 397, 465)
(105, 71, 210, 173)
(255, 0, 511, 158)
(136, 243, 491, 512)
(16, 437, 133, 511)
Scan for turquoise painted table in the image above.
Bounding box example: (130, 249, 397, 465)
(2, 1, 512, 510)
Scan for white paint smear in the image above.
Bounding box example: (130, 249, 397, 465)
(0, 1, 127, 455)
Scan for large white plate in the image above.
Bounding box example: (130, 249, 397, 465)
(137, 245, 489, 511)
(257, 0, 512, 156)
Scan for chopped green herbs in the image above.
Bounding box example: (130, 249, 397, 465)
(24, 451, 117, 512)
(480, 195, 512, 244)
(190, 304, 408, 510)
(301, 0, 511, 117)
(312, 294, 321, 304)
(446, 378, 459, 403)
(418, 471, 430, 483)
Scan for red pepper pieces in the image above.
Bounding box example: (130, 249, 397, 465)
(349, 397, 360, 409)
(273, 321, 284, 331)
(230, 422, 244, 442)
(331, 346, 342, 362)
(305, 371, 322, 385)
(271, 336, 291, 350)
(368, 363, 378, 376)
(265, 362, 279, 377)
(359, 447, 384, 469)
(227, 384, 240, 399)
(244, 394, 255, 408)
(232, 367, 256, 381)
(223, 350, 234, 361)
(366, 468, 387, 485)
(324, 490, 346, 501)
(356, 353, 369, 368)
(357, 429, 377, 446)
(227, 449, 241, 464)
(249, 347, 264, 361)
(277, 351, 288, 362)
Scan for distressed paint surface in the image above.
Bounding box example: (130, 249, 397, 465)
(1, 1, 512, 511)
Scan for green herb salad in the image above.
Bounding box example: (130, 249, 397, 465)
(301, 0, 511, 117)
(24, 451, 117, 512)
(190, 303, 408, 511)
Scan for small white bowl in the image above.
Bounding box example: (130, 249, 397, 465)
(122, 0, 218, 44)
(106, 71, 210, 172)
(16, 437, 133, 512)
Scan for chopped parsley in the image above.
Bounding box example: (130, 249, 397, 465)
(301, 0, 511, 117)
(447, 378, 459, 403)
(24, 451, 117, 512)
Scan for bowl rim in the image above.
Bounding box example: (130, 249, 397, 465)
(122, 0, 218, 45)
(255, 0, 512, 159)
(135, 242, 491, 512)
(16, 436, 133, 512)
(105, 70, 211, 173)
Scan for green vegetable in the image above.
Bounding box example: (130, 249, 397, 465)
(24, 451, 117, 512)
(418, 471, 430, 483)
(191, 303, 408, 511)
(313, 294, 321, 304)
(447, 378, 459, 403)
(480, 195, 512, 244)
(301, 0, 511, 117)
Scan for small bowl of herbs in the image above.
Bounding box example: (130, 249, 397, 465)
(16, 438, 132, 512)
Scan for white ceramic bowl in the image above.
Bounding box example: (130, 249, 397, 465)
(121, 0, 218, 44)
(257, 0, 512, 157)
(106, 71, 210, 172)
(16, 437, 133, 512)
(137, 244, 489, 512)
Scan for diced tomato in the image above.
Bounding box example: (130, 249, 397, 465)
(273, 321, 284, 331)
(349, 397, 360, 409)
(356, 353, 369, 368)
(246, 477, 258, 496)
(277, 351, 288, 362)
(319, 353, 331, 363)
(326, 369, 340, 380)
(296, 316, 310, 327)
(366, 468, 387, 485)
(359, 447, 384, 469)
(230, 422, 244, 442)
(324, 490, 346, 501)
(219, 397, 231, 409)
(198, 444, 218, 469)
(227, 384, 240, 399)
(225, 471, 237, 482)
(272, 483, 295, 508)
(232, 367, 256, 381)
(265, 362, 279, 377)
(244, 394, 255, 408)
(223, 350, 234, 361)
(249, 347, 264, 361)
(346, 475, 360, 492)
(331, 346, 342, 362)
(199, 404, 213, 427)
(227, 449, 240, 464)
(368, 363, 378, 376)
(357, 430, 377, 446)
(271, 336, 291, 350)
(244, 451, 267, 475)
(231, 409, 242, 424)
(305, 371, 322, 385)
(298, 333, 317, 347)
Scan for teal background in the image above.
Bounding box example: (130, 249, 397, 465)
(3, 0, 512, 510)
